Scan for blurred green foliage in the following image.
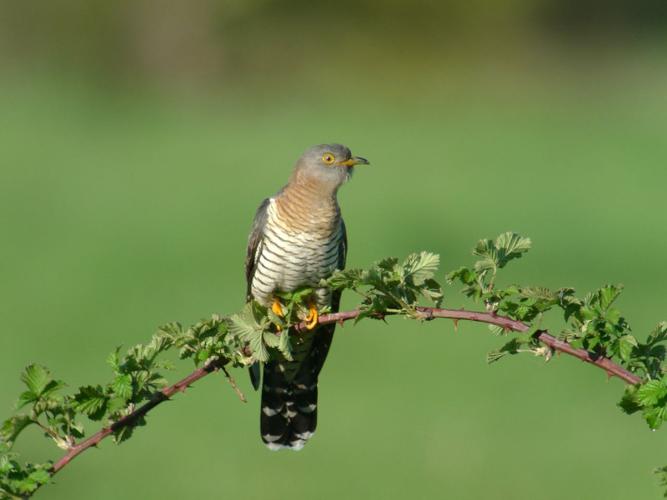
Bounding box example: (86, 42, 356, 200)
(1, 0, 667, 498)
(1, 0, 666, 86)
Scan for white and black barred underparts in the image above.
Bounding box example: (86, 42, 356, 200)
(250, 198, 343, 308)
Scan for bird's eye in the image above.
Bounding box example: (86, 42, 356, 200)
(322, 153, 335, 165)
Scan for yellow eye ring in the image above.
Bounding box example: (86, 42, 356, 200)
(322, 153, 335, 165)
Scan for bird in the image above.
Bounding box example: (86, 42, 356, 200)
(245, 143, 369, 450)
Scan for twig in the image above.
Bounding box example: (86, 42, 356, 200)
(221, 366, 247, 403)
(45, 306, 641, 485)
(49, 358, 225, 475)
(308, 307, 641, 384)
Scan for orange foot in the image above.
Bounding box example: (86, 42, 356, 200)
(272, 297, 285, 331)
(305, 304, 319, 330)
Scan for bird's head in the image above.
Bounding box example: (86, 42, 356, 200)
(292, 143, 369, 191)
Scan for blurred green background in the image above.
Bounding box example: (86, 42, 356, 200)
(1, 1, 667, 498)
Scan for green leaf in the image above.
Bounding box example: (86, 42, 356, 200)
(486, 338, 523, 364)
(73, 386, 109, 421)
(598, 284, 623, 311)
(16, 391, 38, 410)
(111, 375, 133, 401)
(637, 380, 667, 406)
(446, 266, 477, 285)
(402, 252, 440, 285)
(229, 304, 269, 362)
(20, 365, 50, 396)
(421, 278, 444, 307)
(27, 468, 51, 485)
(648, 322, 667, 345)
(519, 287, 556, 302)
(0, 415, 34, 448)
(488, 324, 505, 336)
(644, 406, 667, 430)
(473, 238, 497, 274)
(107, 347, 122, 373)
(494, 232, 532, 268)
(473, 232, 531, 273)
(618, 387, 641, 415)
(618, 334, 638, 362)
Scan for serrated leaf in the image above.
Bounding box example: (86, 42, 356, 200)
(107, 347, 122, 373)
(598, 284, 623, 311)
(421, 278, 444, 307)
(494, 232, 531, 267)
(111, 375, 133, 401)
(402, 252, 440, 285)
(376, 257, 399, 273)
(473, 233, 531, 273)
(637, 380, 667, 406)
(446, 266, 477, 285)
(648, 322, 667, 345)
(519, 287, 556, 302)
(73, 386, 108, 421)
(618, 334, 638, 362)
(0, 415, 34, 447)
(113, 424, 135, 444)
(618, 387, 641, 414)
(20, 365, 51, 396)
(325, 269, 363, 290)
(486, 350, 507, 363)
(472, 239, 498, 272)
(16, 391, 38, 410)
(644, 406, 667, 430)
(27, 468, 50, 485)
(488, 324, 505, 336)
(229, 305, 269, 362)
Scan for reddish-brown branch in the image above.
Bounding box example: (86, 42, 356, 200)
(309, 307, 641, 384)
(47, 305, 641, 483)
(50, 358, 224, 475)
(533, 331, 640, 384)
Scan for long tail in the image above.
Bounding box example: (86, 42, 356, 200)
(259, 324, 335, 450)
(260, 360, 318, 450)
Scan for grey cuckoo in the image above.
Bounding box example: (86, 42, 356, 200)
(245, 143, 369, 450)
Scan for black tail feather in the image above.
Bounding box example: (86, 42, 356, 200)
(260, 361, 318, 450)
(258, 320, 336, 450)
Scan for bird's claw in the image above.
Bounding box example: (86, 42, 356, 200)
(305, 304, 319, 330)
(272, 298, 285, 331)
(271, 298, 285, 317)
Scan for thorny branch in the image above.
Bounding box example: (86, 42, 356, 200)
(46, 305, 639, 483)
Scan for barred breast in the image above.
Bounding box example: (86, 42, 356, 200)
(250, 197, 343, 308)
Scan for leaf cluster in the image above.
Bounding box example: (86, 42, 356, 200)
(4, 232, 667, 497)
(0, 315, 233, 496)
(325, 251, 443, 321)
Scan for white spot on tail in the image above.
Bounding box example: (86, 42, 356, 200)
(294, 431, 314, 440)
(297, 404, 317, 413)
(265, 442, 287, 451)
(289, 440, 306, 451)
(262, 433, 283, 443)
(262, 406, 281, 417)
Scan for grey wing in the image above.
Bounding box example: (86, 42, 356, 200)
(337, 218, 347, 272)
(246, 198, 270, 390)
(245, 198, 270, 302)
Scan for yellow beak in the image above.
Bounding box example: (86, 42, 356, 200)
(337, 156, 370, 167)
